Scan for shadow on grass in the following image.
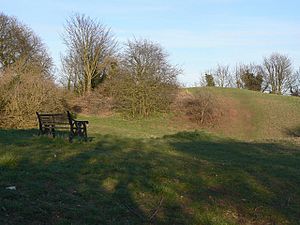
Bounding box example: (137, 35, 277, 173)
(165, 131, 300, 224)
(0, 129, 300, 224)
(0, 129, 38, 142)
(0, 129, 93, 145)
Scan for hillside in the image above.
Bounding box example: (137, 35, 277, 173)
(80, 87, 300, 141)
(188, 87, 300, 140)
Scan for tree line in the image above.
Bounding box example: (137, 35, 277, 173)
(0, 12, 299, 128)
(60, 14, 180, 117)
(0, 12, 180, 127)
(201, 55, 300, 96)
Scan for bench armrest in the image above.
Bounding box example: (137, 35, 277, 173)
(67, 111, 89, 125)
(72, 119, 89, 124)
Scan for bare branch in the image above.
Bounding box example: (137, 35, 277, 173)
(262, 53, 293, 94)
(61, 14, 117, 95)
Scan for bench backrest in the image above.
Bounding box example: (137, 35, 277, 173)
(36, 112, 72, 128)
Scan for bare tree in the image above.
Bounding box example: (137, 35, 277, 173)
(262, 53, 293, 94)
(290, 68, 300, 96)
(0, 12, 53, 77)
(109, 38, 181, 117)
(61, 14, 117, 95)
(122, 39, 179, 84)
(61, 52, 84, 94)
(296, 68, 300, 87)
(234, 64, 245, 88)
(214, 64, 232, 87)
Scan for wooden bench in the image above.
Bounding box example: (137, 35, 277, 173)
(36, 111, 89, 142)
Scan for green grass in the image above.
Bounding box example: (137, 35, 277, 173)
(1, 88, 300, 224)
(80, 114, 183, 139)
(1, 128, 300, 225)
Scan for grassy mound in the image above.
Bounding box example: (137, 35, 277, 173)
(79, 87, 300, 140)
(184, 87, 300, 140)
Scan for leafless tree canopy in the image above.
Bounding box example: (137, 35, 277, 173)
(210, 64, 233, 88)
(262, 53, 293, 94)
(200, 65, 233, 88)
(122, 39, 179, 85)
(0, 12, 53, 77)
(200, 54, 299, 95)
(295, 68, 300, 87)
(110, 39, 181, 117)
(61, 14, 117, 95)
(290, 68, 300, 96)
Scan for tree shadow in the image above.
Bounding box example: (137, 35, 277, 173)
(165, 131, 300, 224)
(0, 129, 300, 224)
(0, 130, 197, 225)
(0, 128, 91, 145)
(0, 129, 37, 135)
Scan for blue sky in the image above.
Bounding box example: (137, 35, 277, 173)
(1, 0, 300, 86)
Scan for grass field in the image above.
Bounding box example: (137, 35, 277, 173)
(1, 88, 300, 225)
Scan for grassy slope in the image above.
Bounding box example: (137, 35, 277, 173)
(79, 87, 300, 140)
(187, 87, 300, 140)
(1, 88, 300, 225)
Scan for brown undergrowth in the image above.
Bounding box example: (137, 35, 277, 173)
(171, 89, 258, 139)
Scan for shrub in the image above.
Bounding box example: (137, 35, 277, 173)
(241, 70, 263, 91)
(110, 73, 178, 117)
(0, 69, 65, 128)
(108, 39, 180, 118)
(65, 86, 114, 115)
(205, 74, 215, 87)
(174, 90, 221, 125)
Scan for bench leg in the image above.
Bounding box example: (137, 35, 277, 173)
(49, 126, 55, 138)
(69, 133, 73, 143)
(83, 125, 88, 141)
(80, 124, 88, 142)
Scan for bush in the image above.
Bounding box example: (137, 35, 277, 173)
(205, 74, 215, 87)
(65, 86, 114, 116)
(0, 69, 65, 128)
(174, 90, 221, 125)
(241, 70, 263, 91)
(108, 39, 180, 118)
(109, 72, 178, 117)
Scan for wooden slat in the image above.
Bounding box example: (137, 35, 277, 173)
(42, 126, 69, 129)
(39, 113, 66, 116)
